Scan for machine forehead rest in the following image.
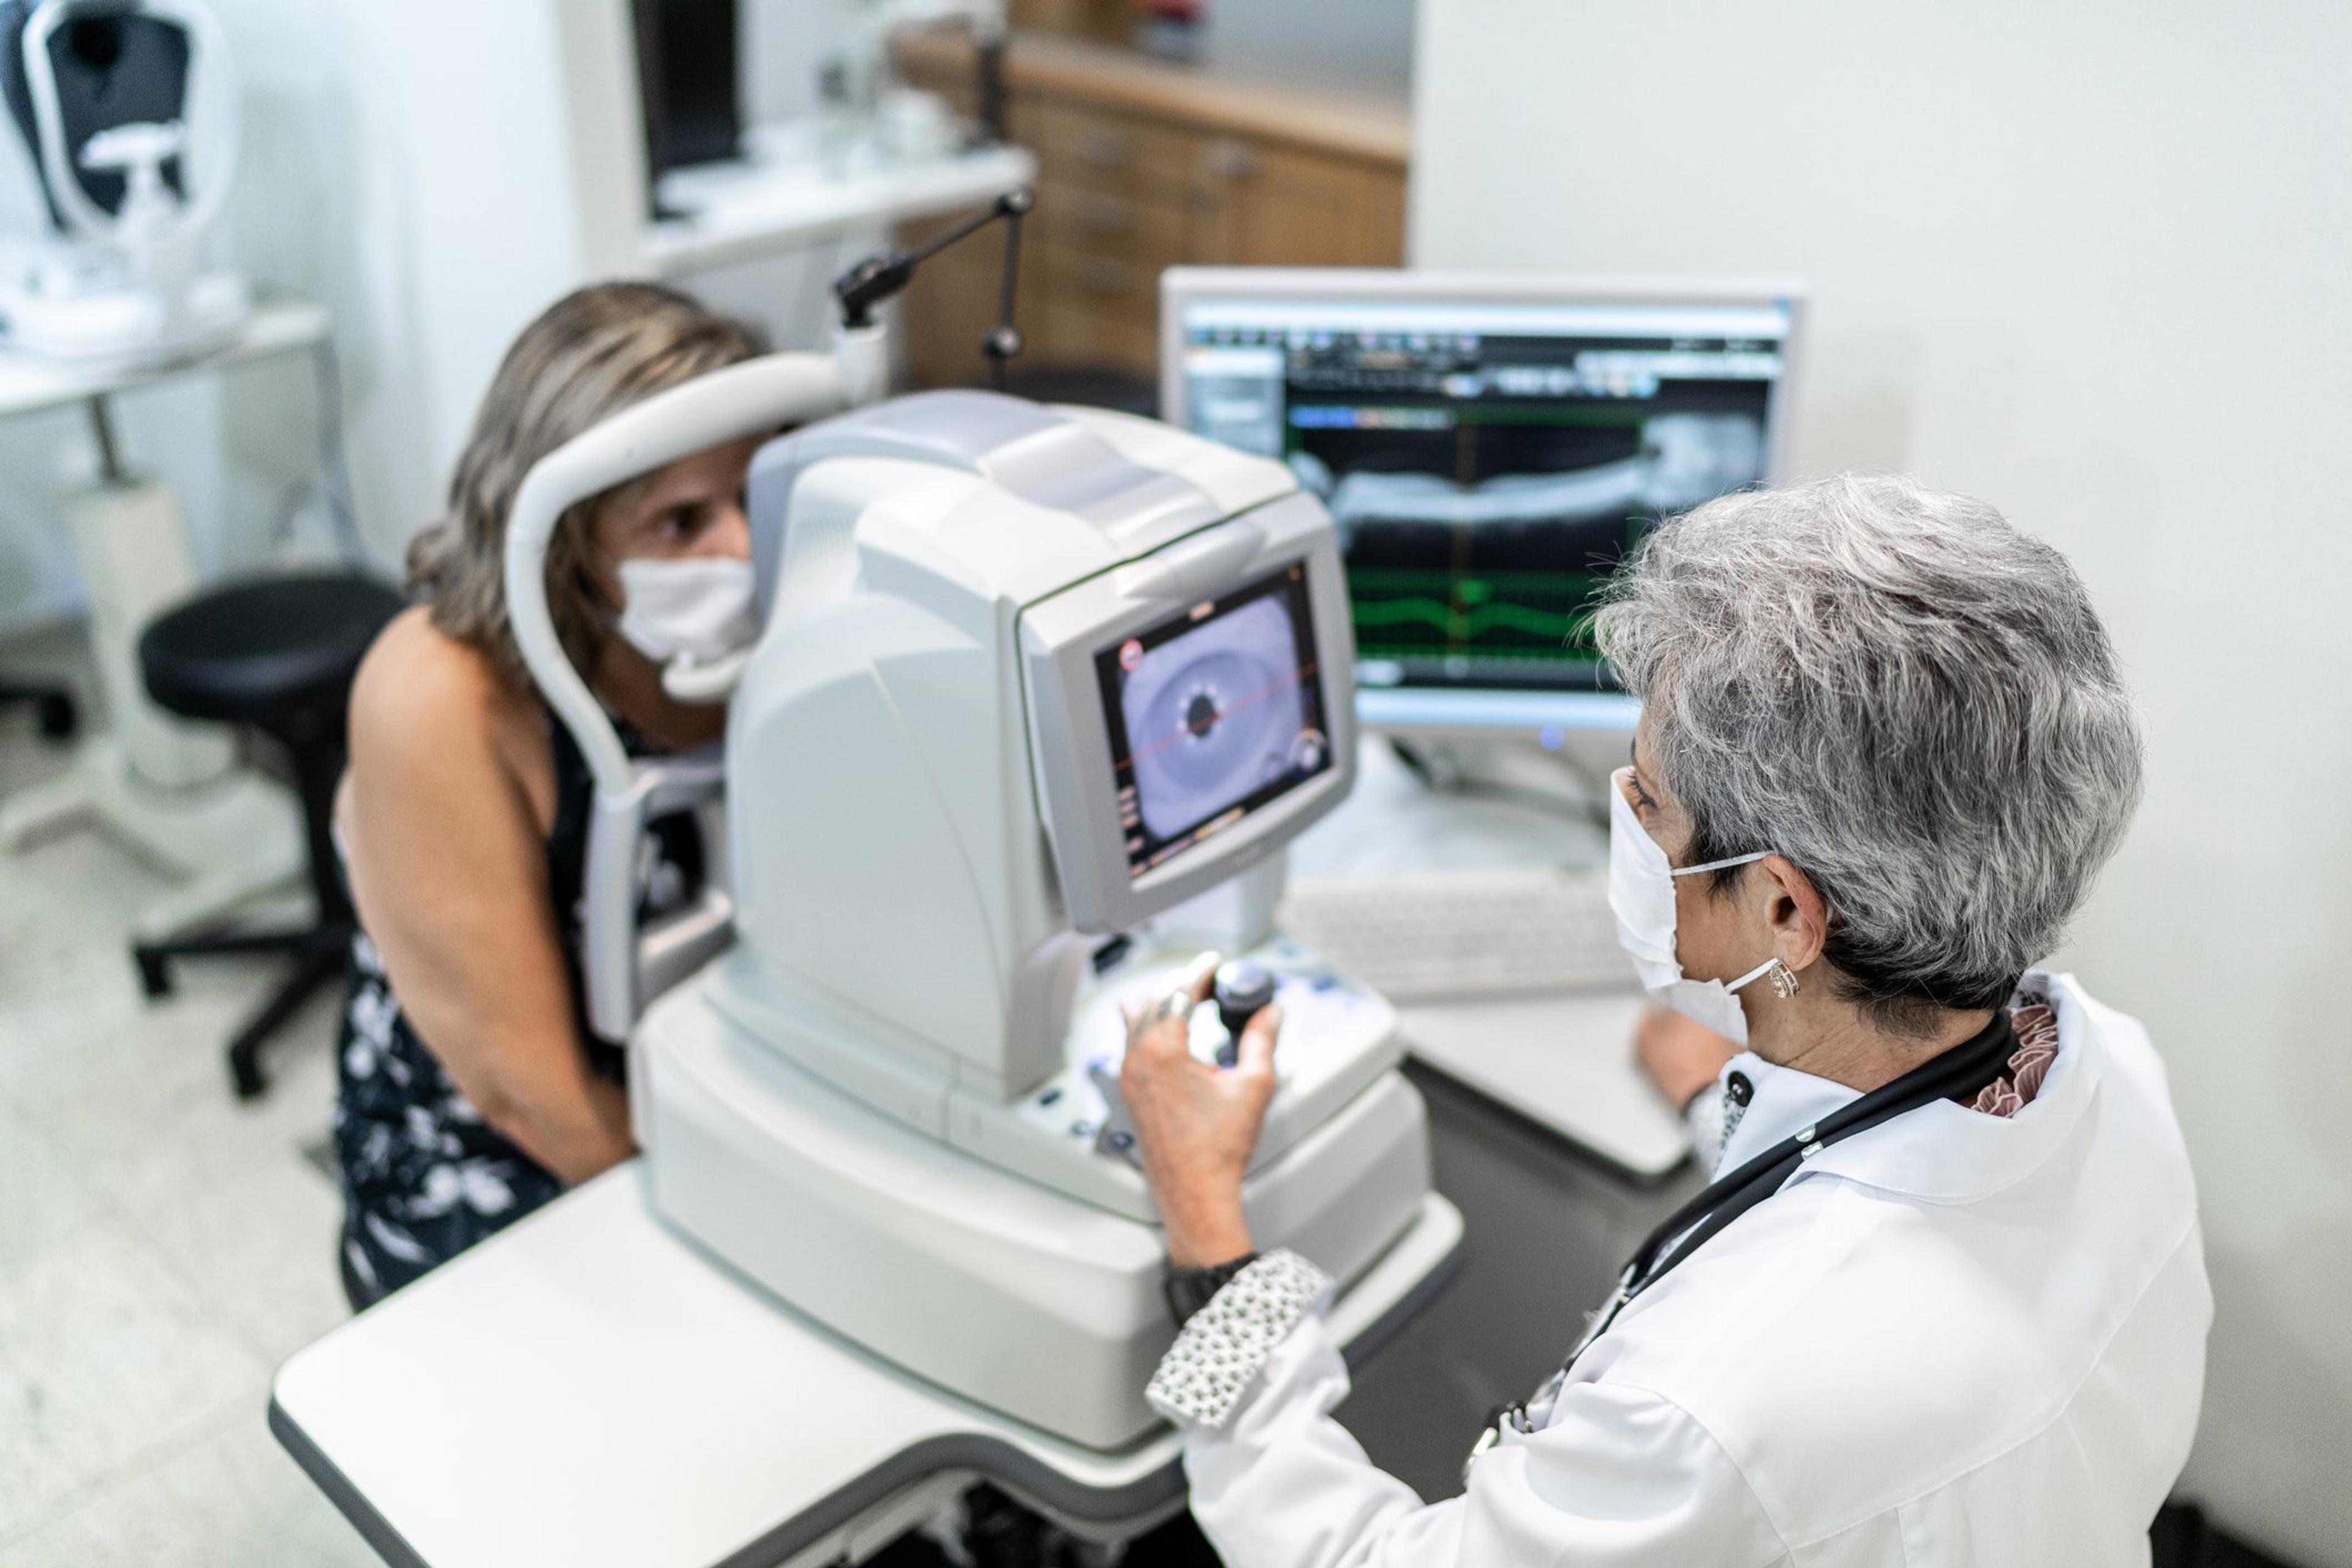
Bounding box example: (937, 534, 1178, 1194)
(979, 423, 1221, 540)
(745, 390, 1236, 605)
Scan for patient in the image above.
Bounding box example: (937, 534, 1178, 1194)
(331, 282, 767, 1306)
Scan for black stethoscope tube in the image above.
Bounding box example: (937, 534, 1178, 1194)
(1467, 1003, 2022, 1472)
(1619, 1005, 2022, 1308)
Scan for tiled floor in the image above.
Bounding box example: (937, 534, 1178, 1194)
(0, 638, 377, 1566)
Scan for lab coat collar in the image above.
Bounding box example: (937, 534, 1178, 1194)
(1716, 971, 2099, 1205)
(1711, 1049, 1860, 1174)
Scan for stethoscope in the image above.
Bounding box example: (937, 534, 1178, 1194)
(1465, 1004, 2022, 1476)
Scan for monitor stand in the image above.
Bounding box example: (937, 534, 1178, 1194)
(1281, 736, 1694, 1182)
(1382, 734, 1615, 829)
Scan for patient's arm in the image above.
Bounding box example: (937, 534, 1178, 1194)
(1633, 1006, 1738, 1111)
(338, 609, 634, 1184)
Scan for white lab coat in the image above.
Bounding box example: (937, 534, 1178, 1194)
(1153, 973, 2212, 1567)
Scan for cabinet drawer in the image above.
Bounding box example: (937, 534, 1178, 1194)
(1034, 240, 1159, 322)
(1036, 300, 1159, 375)
(1191, 141, 1407, 267)
(1026, 95, 1200, 199)
(1033, 181, 1193, 267)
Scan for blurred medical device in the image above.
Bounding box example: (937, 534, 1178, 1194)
(502, 221, 1449, 1450)
(0, 0, 309, 951)
(1160, 269, 1804, 741)
(0, 0, 248, 367)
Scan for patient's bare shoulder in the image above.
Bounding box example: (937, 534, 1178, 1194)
(346, 608, 554, 834)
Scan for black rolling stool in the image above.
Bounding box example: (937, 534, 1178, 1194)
(133, 572, 405, 1098)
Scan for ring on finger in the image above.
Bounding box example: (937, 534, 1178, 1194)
(1147, 988, 1196, 1026)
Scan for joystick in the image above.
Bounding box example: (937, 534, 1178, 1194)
(1212, 960, 1277, 1067)
(1087, 1055, 1140, 1164)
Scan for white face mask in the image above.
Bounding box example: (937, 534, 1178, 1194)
(616, 556, 760, 667)
(1607, 766, 1778, 1046)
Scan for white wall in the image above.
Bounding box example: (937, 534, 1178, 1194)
(744, 0, 842, 123)
(1412, 2, 2352, 1560)
(220, 0, 646, 557)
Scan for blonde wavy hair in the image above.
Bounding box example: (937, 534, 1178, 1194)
(405, 281, 767, 682)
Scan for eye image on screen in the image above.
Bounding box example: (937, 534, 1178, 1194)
(1096, 565, 1331, 876)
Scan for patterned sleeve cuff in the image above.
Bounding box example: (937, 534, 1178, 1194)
(1145, 1249, 1332, 1430)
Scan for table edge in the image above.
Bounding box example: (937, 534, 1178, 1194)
(271, 1395, 431, 1568)
(268, 1196, 1463, 1566)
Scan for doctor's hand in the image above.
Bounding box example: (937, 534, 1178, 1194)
(1635, 1006, 1740, 1112)
(1119, 954, 1283, 1267)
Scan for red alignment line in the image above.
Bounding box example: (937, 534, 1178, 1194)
(1118, 661, 1320, 771)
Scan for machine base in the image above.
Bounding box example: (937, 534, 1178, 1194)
(0, 733, 303, 940)
(636, 973, 1438, 1451)
(706, 933, 1404, 1224)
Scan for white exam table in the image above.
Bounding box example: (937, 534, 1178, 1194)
(271, 1163, 1460, 1568)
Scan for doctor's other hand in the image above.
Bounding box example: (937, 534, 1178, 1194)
(1634, 1005, 1740, 1112)
(1119, 954, 1281, 1268)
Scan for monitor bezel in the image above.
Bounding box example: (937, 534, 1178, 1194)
(1158, 266, 1807, 485)
(1022, 494, 1360, 936)
(1093, 564, 1337, 880)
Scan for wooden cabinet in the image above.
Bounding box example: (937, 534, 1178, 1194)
(892, 29, 1409, 388)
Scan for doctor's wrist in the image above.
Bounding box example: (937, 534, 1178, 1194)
(1158, 1192, 1254, 1269)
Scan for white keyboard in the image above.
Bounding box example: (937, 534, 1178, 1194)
(1280, 867, 1638, 1003)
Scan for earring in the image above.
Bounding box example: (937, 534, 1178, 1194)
(1768, 959, 1801, 1000)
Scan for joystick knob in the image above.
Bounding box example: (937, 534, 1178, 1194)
(1212, 960, 1277, 1068)
(1087, 1055, 1140, 1165)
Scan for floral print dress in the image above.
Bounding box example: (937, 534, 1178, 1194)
(333, 712, 703, 1306)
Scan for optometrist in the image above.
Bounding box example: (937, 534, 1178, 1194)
(1117, 475, 2211, 1568)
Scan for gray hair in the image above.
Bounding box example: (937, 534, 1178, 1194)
(1594, 473, 2143, 1031)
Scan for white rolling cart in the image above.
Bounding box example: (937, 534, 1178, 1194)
(0, 296, 359, 941)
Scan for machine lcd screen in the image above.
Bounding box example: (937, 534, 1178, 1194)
(1095, 563, 1333, 877)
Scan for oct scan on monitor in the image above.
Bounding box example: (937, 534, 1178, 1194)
(1161, 270, 1806, 737)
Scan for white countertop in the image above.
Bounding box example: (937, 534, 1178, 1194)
(0, 296, 330, 420)
(645, 131, 1036, 277)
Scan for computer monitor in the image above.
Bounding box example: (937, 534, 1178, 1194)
(631, 0, 741, 210)
(1160, 270, 1806, 739)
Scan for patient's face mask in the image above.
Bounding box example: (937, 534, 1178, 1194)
(1607, 766, 1777, 1046)
(616, 556, 760, 668)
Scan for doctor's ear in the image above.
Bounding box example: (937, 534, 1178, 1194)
(1757, 855, 1830, 973)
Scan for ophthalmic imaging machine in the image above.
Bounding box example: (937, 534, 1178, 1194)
(488, 214, 1458, 1455)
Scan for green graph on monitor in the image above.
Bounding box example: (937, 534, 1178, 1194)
(1350, 567, 1608, 669)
